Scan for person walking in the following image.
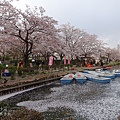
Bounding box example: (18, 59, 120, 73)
(17, 60, 23, 76)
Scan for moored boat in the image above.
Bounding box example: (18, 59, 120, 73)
(84, 70, 115, 79)
(60, 73, 74, 84)
(85, 74, 111, 83)
(98, 70, 116, 79)
(112, 70, 120, 77)
(74, 72, 87, 83)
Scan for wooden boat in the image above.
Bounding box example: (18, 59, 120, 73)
(74, 72, 87, 83)
(85, 74, 111, 83)
(60, 73, 74, 84)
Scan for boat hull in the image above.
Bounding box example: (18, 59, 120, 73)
(85, 70, 115, 79)
(112, 70, 120, 77)
(86, 74, 111, 83)
(74, 72, 87, 83)
(60, 73, 74, 84)
(60, 79, 73, 84)
(114, 73, 120, 77)
(100, 75, 115, 79)
(90, 78, 111, 83)
(75, 78, 87, 83)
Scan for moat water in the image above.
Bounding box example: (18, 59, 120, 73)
(3, 65, 120, 120)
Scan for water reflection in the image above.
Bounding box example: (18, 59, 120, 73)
(5, 66, 120, 120)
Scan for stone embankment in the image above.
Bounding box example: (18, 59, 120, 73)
(0, 70, 75, 96)
(0, 66, 101, 96)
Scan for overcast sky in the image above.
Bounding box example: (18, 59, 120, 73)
(11, 0, 120, 48)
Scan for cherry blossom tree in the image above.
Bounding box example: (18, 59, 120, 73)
(111, 48, 120, 61)
(78, 33, 99, 57)
(52, 38, 67, 62)
(0, 0, 117, 68)
(91, 39, 107, 59)
(59, 23, 107, 65)
(104, 47, 120, 62)
(33, 29, 66, 64)
(103, 47, 113, 63)
(0, 0, 58, 67)
(59, 23, 85, 60)
(0, 34, 12, 60)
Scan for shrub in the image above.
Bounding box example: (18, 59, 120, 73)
(41, 65, 49, 70)
(1, 107, 43, 120)
(8, 65, 17, 80)
(0, 101, 8, 116)
(0, 64, 6, 79)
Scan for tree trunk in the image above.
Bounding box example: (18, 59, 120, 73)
(23, 53, 29, 67)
